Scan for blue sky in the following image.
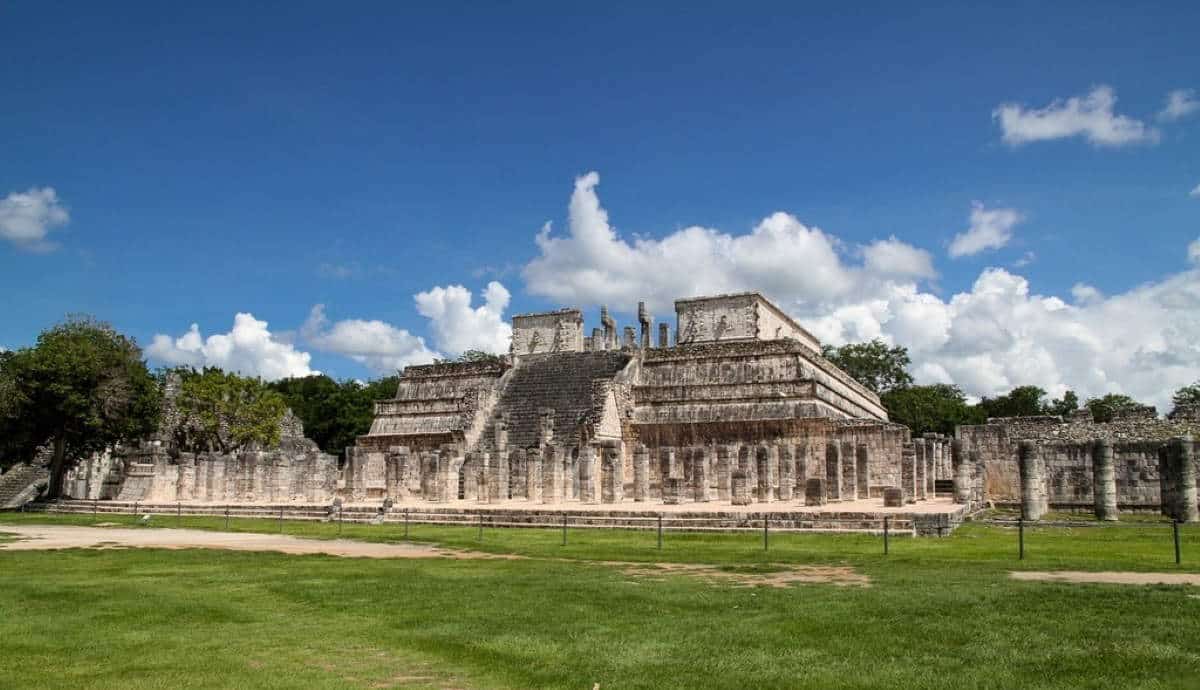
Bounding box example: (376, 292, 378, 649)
(2, 2, 1198, 408)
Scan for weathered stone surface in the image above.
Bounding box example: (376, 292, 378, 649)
(804, 477, 826, 507)
(883, 487, 903, 507)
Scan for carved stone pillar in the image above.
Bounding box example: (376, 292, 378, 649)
(840, 441, 857, 502)
(601, 444, 623, 503)
(526, 448, 543, 503)
(1018, 440, 1047, 521)
(716, 445, 732, 501)
(541, 446, 562, 504)
(579, 445, 598, 504)
(825, 443, 841, 501)
(658, 323, 670, 348)
(693, 447, 713, 502)
(638, 302, 651, 349)
(804, 477, 825, 506)
(633, 444, 650, 502)
(855, 444, 869, 499)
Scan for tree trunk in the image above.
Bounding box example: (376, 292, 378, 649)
(46, 433, 68, 499)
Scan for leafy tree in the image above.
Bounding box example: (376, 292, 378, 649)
(0, 317, 161, 497)
(1173, 381, 1200, 408)
(821, 339, 914, 394)
(882, 384, 984, 435)
(172, 368, 287, 452)
(269, 374, 400, 460)
(1084, 393, 1145, 423)
(1046, 390, 1080, 418)
(976, 385, 1048, 419)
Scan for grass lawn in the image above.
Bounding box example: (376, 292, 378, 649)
(2, 512, 1199, 689)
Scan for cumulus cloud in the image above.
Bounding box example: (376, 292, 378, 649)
(521, 171, 1200, 412)
(301, 305, 439, 375)
(147, 313, 317, 380)
(523, 171, 929, 314)
(414, 281, 513, 355)
(993, 86, 1159, 147)
(862, 237, 936, 279)
(0, 187, 70, 251)
(1160, 89, 1199, 122)
(948, 203, 1022, 258)
(1189, 183, 1200, 199)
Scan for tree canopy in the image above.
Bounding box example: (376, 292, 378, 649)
(976, 385, 1049, 419)
(170, 367, 288, 453)
(1172, 381, 1200, 409)
(0, 317, 161, 497)
(880, 384, 983, 436)
(269, 374, 399, 460)
(821, 339, 913, 394)
(1084, 393, 1145, 423)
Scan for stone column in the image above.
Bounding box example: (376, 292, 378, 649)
(914, 443, 927, 501)
(795, 443, 808, 495)
(633, 444, 650, 502)
(825, 443, 841, 501)
(658, 323, 670, 348)
(579, 445, 598, 504)
(755, 446, 774, 503)
(716, 445, 732, 501)
(777, 444, 793, 501)
(601, 445, 623, 503)
(1164, 437, 1198, 523)
(601, 306, 616, 350)
(855, 444, 869, 499)
(1018, 440, 1047, 521)
(638, 302, 651, 349)
(386, 446, 409, 500)
(176, 453, 195, 501)
(622, 326, 636, 349)
(883, 487, 903, 507)
(488, 451, 508, 503)
(840, 441, 857, 502)
(731, 471, 752, 505)
(1091, 439, 1118, 521)
(925, 440, 937, 493)
(693, 447, 712, 502)
(591, 327, 603, 350)
(510, 449, 527, 499)
(953, 454, 971, 505)
(542, 446, 565, 504)
(526, 448, 543, 502)
(194, 456, 209, 502)
(804, 477, 825, 506)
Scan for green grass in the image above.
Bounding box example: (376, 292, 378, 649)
(2, 512, 1199, 689)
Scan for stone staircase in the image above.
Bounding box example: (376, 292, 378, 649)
(0, 463, 51, 509)
(485, 351, 633, 450)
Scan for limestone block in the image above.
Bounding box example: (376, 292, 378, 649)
(663, 477, 684, 505)
(1019, 441, 1047, 521)
(731, 471, 752, 506)
(633, 445, 650, 502)
(1091, 439, 1118, 521)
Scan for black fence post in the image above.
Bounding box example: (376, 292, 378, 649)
(561, 514, 567, 546)
(884, 516, 890, 555)
(134, 501, 139, 520)
(477, 512, 484, 541)
(404, 507, 410, 540)
(278, 506, 283, 534)
(224, 506, 229, 531)
(1174, 520, 1182, 565)
(337, 505, 343, 537)
(657, 513, 663, 550)
(93, 499, 98, 521)
(177, 502, 181, 526)
(1018, 518, 1025, 560)
(763, 515, 769, 551)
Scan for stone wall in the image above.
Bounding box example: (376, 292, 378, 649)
(511, 309, 584, 355)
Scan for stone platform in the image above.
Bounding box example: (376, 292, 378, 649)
(26, 497, 968, 536)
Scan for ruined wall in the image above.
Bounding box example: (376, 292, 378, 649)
(511, 309, 584, 355)
(674, 292, 821, 351)
(959, 413, 1200, 510)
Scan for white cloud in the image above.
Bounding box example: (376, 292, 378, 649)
(414, 281, 513, 355)
(1160, 89, 1199, 122)
(862, 236, 936, 279)
(993, 85, 1159, 147)
(521, 171, 1200, 412)
(0, 187, 70, 251)
(300, 305, 439, 375)
(1189, 183, 1200, 199)
(1012, 251, 1036, 268)
(147, 313, 317, 380)
(948, 203, 1022, 258)
(523, 171, 928, 314)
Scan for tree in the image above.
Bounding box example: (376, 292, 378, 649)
(1173, 381, 1200, 408)
(269, 374, 400, 460)
(976, 385, 1048, 419)
(0, 317, 161, 497)
(821, 339, 914, 394)
(172, 368, 287, 453)
(1046, 390, 1079, 418)
(1084, 393, 1145, 423)
(882, 384, 984, 436)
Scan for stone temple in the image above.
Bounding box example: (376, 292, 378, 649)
(7, 291, 1197, 531)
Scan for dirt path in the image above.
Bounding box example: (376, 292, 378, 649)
(1011, 571, 1200, 586)
(0, 524, 510, 560)
(605, 561, 869, 587)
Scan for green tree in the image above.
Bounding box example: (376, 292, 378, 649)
(1172, 381, 1200, 408)
(173, 368, 287, 452)
(821, 339, 914, 394)
(881, 384, 984, 435)
(976, 385, 1048, 419)
(1084, 393, 1145, 423)
(0, 317, 161, 497)
(1046, 390, 1079, 417)
(269, 374, 400, 460)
